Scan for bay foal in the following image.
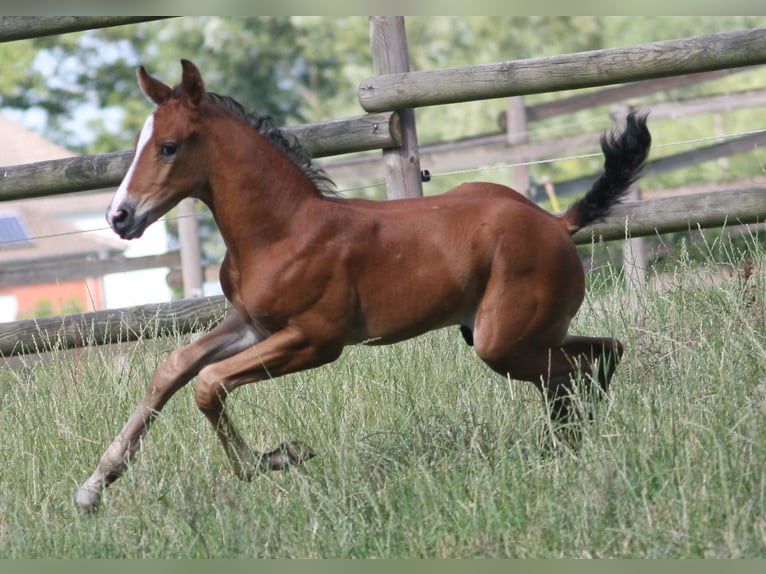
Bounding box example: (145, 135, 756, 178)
(75, 60, 650, 510)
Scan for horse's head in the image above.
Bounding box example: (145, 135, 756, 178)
(106, 59, 208, 240)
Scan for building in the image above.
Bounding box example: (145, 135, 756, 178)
(0, 113, 172, 322)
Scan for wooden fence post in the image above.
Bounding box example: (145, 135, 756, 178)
(177, 198, 204, 298)
(612, 105, 647, 302)
(369, 16, 423, 199)
(506, 96, 529, 197)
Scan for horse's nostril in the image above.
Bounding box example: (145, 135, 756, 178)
(109, 204, 135, 234)
(112, 209, 127, 223)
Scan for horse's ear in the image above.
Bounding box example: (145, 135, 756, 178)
(180, 59, 205, 108)
(137, 66, 172, 105)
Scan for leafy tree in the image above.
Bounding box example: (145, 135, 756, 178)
(1, 17, 373, 153)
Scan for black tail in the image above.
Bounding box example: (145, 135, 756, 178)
(563, 111, 651, 234)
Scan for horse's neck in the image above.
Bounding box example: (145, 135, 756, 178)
(203, 119, 323, 253)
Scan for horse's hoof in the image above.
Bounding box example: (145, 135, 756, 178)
(74, 484, 102, 512)
(265, 440, 316, 470)
(283, 440, 316, 463)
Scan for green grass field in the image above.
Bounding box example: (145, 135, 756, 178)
(1, 233, 764, 558)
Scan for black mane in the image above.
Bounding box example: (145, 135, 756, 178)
(205, 92, 337, 196)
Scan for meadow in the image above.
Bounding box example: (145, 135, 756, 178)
(1, 231, 764, 558)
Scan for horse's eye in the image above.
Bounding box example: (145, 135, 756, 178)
(159, 142, 178, 159)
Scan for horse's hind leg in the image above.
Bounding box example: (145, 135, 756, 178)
(540, 335, 623, 436)
(476, 334, 623, 441)
(558, 335, 624, 395)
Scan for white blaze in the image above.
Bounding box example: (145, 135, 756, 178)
(107, 113, 155, 221)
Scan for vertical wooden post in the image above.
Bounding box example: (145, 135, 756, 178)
(506, 96, 529, 197)
(369, 16, 423, 199)
(714, 113, 729, 178)
(612, 105, 646, 303)
(622, 183, 646, 285)
(177, 198, 204, 298)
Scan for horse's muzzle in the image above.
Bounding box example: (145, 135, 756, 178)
(107, 203, 148, 240)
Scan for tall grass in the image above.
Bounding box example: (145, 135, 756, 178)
(1, 229, 764, 557)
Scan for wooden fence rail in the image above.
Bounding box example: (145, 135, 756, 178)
(571, 186, 766, 244)
(0, 251, 182, 289)
(2, 185, 763, 357)
(0, 112, 399, 202)
(549, 130, 766, 201)
(0, 16, 169, 43)
(504, 67, 759, 125)
(0, 296, 228, 357)
(359, 28, 766, 111)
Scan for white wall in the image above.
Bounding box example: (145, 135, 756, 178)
(73, 214, 173, 309)
(0, 295, 18, 322)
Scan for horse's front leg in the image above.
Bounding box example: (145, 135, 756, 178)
(74, 312, 264, 511)
(193, 326, 339, 480)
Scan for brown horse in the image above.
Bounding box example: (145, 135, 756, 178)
(75, 59, 650, 511)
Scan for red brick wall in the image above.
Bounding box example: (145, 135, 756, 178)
(0, 278, 105, 319)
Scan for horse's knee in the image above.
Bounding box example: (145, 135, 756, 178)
(150, 349, 188, 390)
(472, 328, 516, 370)
(560, 336, 624, 391)
(194, 365, 224, 414)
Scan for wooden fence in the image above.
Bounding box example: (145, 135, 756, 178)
(0, 112, 400, 202)
(325, 69, 766, 189)
(2, 17, 766, 357)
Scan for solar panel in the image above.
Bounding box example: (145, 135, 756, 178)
(0, 212, 34, 249)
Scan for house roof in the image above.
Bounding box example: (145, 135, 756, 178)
(0, 202, 122, 265)
(0, 113, 124, 264)
(0, 113, 74, 165)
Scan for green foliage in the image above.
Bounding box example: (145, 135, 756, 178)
(404, 16, 605, 145)
(2, 17, 375, 154)
(0, 40, 45, 109)
(1, 237, 764, 557)
(25, 298, 53, 319)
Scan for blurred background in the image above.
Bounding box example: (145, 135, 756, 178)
(1, 16, 765, 320)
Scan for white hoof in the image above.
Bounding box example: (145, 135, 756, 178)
(74, 484, 102, 512)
